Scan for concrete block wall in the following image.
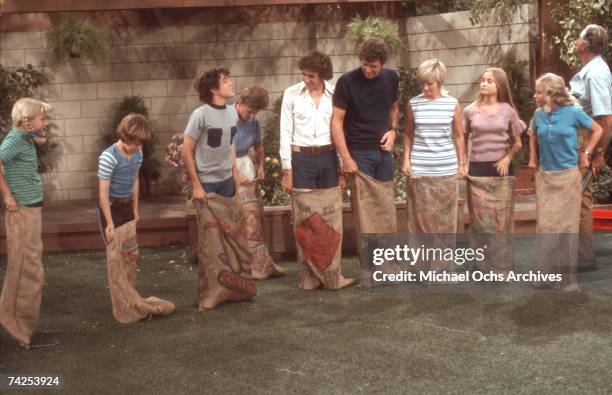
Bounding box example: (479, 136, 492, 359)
(0, 4, 535, 202)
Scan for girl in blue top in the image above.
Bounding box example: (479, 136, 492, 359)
(528, 73, 603, 292)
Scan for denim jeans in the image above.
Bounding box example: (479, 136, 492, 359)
(350, 149, 394, 181)
(203, 176, 235, 197)
(291, 150, 339, 189)
(468, 161, 514, 177)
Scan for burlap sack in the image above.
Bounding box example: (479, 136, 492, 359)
(0, 207, 43, 346)
(466, 176, 515, 275)
(350, 171, 398, 287)
(195, 194, 256, 309)
(237, 181, 286, 279)
(106, 220, 175, 323)
(535, 167, 581, 290)
(405, 174, 458, 275)
(292, 187, 354, 290)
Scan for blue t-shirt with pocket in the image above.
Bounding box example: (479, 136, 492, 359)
(533, 105, 593, 171)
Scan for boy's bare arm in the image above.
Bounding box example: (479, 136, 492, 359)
(132, 175, 140, 221)
(98, 179, 114, 241)
(181, 135, 206, 201)
(0, 162, 17, 210)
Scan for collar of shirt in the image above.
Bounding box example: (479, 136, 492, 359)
(577, 55, 605, 79)
(297, 81, 334, 97)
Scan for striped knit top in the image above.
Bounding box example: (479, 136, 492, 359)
(0, 128, 42, 205)
(409, 94, 458, 176)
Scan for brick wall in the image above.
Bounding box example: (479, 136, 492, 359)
(0, 4, 536, 202)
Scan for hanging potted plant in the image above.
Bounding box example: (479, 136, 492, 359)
(46, 17, 107, 66)
(104, 96, 161, 198)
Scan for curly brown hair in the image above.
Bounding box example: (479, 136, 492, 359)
(358, 38, 391, 64)
(239, 85, 270, 111)
(196, 67, 230, 104)
(297, 49, 333, 80)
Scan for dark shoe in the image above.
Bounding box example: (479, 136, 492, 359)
(21, 331, 61, 349)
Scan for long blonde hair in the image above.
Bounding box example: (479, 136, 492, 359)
(475, 67, 518, 112)
(535, 73, 576, 111)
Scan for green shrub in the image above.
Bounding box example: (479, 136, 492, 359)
(345, 16, 403, 53)
(261, 97, 290, 206)
(46, 17, 107, 66)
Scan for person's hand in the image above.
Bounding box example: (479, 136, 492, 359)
(5, 195, 18, 212)
(338, 173, 347, 190)
(235, 170, 248, 186)
(400, 160, 411, 177)
(192, 183, 207, 202)
(528, 158, 538, 170)
(105, 222, 115, 242)
(256, 165, 265, 181)
(579, 152, 590, 171)
(341, 156, 358, 174)
(380, 130, 396, 152)
(591, 153, 604, 176)
(457, 163, 467, 178)
(281, 169, 293, 193)
(495, 156, 512, 177)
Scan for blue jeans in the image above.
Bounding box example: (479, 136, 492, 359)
(291, 151, 339, 189)
(351, 149, 394, 181)
(203, 176, 235, 197)
(469, 161, 514, 177)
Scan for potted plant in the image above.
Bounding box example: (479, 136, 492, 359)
(104, 96, 161, 197)
(46, 17, 107, 66)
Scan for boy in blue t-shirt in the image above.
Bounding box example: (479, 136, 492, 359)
(97, 113, 175, 323)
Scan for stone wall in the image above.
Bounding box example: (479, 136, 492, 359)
(0, 4, 536, 201)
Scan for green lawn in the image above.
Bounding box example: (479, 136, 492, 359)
(1, 234, 612, 394)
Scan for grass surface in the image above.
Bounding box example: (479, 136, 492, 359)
(1, 235, 612, 394)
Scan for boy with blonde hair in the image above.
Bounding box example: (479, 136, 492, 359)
(0, 98, 58, 348)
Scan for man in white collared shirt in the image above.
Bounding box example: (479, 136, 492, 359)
(570, 24, 612, 271)
(280, 49, 340, 192)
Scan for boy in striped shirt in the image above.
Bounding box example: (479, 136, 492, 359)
(97, 114, 175, 323)
(0, 98, 58, 348)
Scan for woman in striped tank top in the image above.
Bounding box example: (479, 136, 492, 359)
(401, 59, 466, 239)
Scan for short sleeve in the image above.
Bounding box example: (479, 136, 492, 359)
(184, 108, 204, 140)
(332, 75, 349, 110)
(574, 106, 594, 129)
(0, 135, 23, 163)
(390, 70, 399, 103)
(507, 106, 524, 136)
(98, 151, 117, 180)
(254, 119, 262, 144)
(587, 74, 612, 117)
(462, 105, 473, 134)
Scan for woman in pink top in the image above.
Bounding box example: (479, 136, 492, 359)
(464, 67, 525, 176)
(463, 67, 525, 278)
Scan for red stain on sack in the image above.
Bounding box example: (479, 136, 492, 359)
(295, 213, 340, 270)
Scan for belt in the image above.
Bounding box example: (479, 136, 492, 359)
(291, 144, 335, 154)
(110, 196, 133, 205)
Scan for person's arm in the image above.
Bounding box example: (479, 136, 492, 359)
(254, 142, 265, 180)
(528, 117, 539, 170)
(331, 106, 357, 174)
(401, 101, 415, 176)
(591, 114, 612, 175)
(0, 162, 17, 211)
(181, 134, 206, 201)
(232, 145, 247, 186)
(98, 179, 114, 242)
(581, 118, 604, 171)
(495, 114, 524, 177)
(452, 102, 467, 177)
(279, 91, 294, 192)
(132, 172, 140, 222)
(380, 101, 399, 151)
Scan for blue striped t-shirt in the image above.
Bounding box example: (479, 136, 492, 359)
(409, 94, 458, 176)
(98, 144, 143, 198)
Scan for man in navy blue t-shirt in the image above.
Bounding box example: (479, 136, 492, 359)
(331, 37, 399, 182)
